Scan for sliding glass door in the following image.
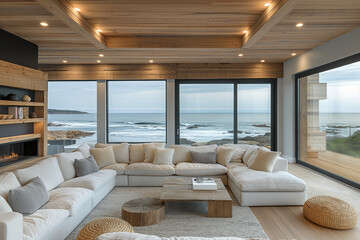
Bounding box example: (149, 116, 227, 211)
(176, 80, 276, 149)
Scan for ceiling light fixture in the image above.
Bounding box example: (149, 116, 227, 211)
(296, 23, 304, 27)
(291, 53, 296, 56)
(261, 59, 265, 63)
(97, 29, 102, 32)
(40, 22, 48, 27)
(238, 54, 243, 57)
(97, 60, 101, 63)
(99, 54, 104, 57)
(62, 60, 67, 63)
(264, 3, 270, 6)
(243, 30, 248, 34)
(74, 8, 81, 11)
(149, 60, 154, 63)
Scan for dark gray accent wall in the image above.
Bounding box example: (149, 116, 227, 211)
(0, 29, 38, 69)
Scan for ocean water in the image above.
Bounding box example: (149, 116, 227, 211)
(48, 113, 360, 147)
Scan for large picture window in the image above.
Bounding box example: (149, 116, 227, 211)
(107, 81, 166, 143)
(296, 56, 360, 187)
(48, 81, 97, 152)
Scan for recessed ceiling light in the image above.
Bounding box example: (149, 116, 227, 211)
(149, 60, 154, 63)
(243, 30, 248, 34)
(99, 54, 104, 57)
(74, 8, 81, 11)
(97, 60, 101, 63)
(40, 22, 48, 27)
(261, 59, 265, 63)
(97, 29, 102, 32)
(62, 60, 67, 63)
(238, 54, 243, 57)
(264, 3, 270, 6)
(291, 53, 296, 56)
(296, 23, 304, 27)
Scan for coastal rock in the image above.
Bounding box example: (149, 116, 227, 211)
(252, 124, 270, 128)
(186, 124, 209, 129)
(48, 122, 69, 127)
(228, 130, 244, 134)
(48, 130, 94, 140)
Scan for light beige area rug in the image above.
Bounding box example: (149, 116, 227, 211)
(66, 187, 268, 240)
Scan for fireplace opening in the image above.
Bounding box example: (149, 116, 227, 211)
(0, 140, 38, 167)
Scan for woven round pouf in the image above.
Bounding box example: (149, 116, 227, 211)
(76, 217, 134, 240)
(303, 196, 358, 229)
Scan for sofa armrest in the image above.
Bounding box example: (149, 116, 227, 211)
(273, 157, 288, 172)
(0, 212, 23, 240)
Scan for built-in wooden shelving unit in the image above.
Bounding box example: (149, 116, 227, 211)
(0, 118, 45, 125)
(0, 100, 45, 107)
(0, 134, 41, 145)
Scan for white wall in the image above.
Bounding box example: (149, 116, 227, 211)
(278, 27, 360, 162)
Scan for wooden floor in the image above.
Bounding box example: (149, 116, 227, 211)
(304, 151, 360, 183)
(251, 164, 360, 240)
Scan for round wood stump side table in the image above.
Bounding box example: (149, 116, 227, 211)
(121, 198, 165, 226)
(76, 217, 134, 240)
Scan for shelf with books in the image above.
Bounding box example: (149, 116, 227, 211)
(0, 100, 44, 107)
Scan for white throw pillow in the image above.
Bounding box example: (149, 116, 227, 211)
(143, 143, 166, 163)
(129, 144, 145, 163)
(96, 143, 130, 163)
(249, 148, 280, 172)
(0, 172, 21, 201)
(0, 195, 12, 212)
(216, 146, 235, 166)
(153, 148, 175, 165)
(15, 157, 65, 191)
(246, 147, 271, 167)
(242, 145, 261, 165)
(56, 152, 84, 180)
(73, 143, 91, 158)
(90, 146, 117, 168)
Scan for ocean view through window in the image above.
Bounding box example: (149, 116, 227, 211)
(48, 81, 97, 153)
(107, 81, 166, 143)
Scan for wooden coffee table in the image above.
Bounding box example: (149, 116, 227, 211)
(160, 177, 232, 218)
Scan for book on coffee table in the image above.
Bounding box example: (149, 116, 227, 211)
(192, 177, 217, 190)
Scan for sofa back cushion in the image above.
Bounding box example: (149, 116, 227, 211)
(73, 142, 92, 158)
(143, 143, 166, 163)
(56, 152, 84, 180)
(15, 157, 65, 191)
(216, 146, 235, 166)
(90, 146, 117, 168)
(75, 156, 99, 176)
(129, 144, 145, 163)
(0, 172, 21, 201)
(170, 144, 218, 164)
(96, 143, 130, 163)
(8, 177, 49, 215)
(153, 148, 175, 165)
(0, 195, 12, 212)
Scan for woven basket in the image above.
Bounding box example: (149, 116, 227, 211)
(76, 217, 134, 240)
(303, 196, 358, 229)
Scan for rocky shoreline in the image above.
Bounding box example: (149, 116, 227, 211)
(48, 130, 95, 140)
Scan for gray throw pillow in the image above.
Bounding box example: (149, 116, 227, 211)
(75, 156, 99, 177)
(8, 177, 49, 215)
(189, 151, 217, 164)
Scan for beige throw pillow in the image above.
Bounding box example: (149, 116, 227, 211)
(216, 146, 235, 166)
(129, 144, 145, 163)
(90, 146, 117, 168)
(153, 148, 175, 165)
(249, 148, 279, 172)
(143, 143, 166, 163)
(96, 143, 130, 163)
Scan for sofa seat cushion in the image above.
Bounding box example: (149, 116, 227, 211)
(125, 163, 175, 176)
(102, 163, 128, 175)
(228, 165, 307, 192)
(226, 162, 245, 170)
(175, 162, 227, 176)
(42, 188, 94, 216)
(23, 209, 69, 240)
(57, 170, 116, 192)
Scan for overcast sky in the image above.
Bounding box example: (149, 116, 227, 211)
(48, 60, 360, 113)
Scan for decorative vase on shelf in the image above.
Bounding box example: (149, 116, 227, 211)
(30, 112, 37, 118)
(5, 93, 18, 101)
(22, 95, 31, 102)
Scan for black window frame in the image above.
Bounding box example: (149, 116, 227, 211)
(295, 52, 360, 189)
(175, 79, 277, 151)
(106, 79, 168, 144)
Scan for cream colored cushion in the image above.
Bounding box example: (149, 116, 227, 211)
(223, 144, 247, 163)
(175, 162, 227, 176)
(42, 188, 94, 216)
(96, 143, 130, 163)
(153, 148, 175, 165)
(90, 146, 117, 168)
(249, 148, 279, 172)
(227, 165, 307, 192)
(15, 157, 64, 191)
(73, 142, 92, 158)
(0, 195, 12, 212)
(129, 144, 145, 163)
(23, 209, 69, 240)
(216, 146, 235, 166)
(0, 172, 21, 201)
(101, 163, 128, 175)
(246, 147, 271, 167)
(143, 143, 166, 163)
(58, 170, 116, 191)
(125, 163, 175, 176)
(56, 152, 84, 180)
(170, 144, 218, 164)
